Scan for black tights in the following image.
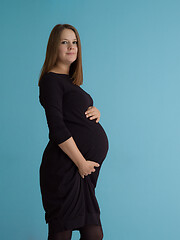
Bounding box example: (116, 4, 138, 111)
(48, 224, 103, 240)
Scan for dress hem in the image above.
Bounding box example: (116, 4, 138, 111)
(48, 212, 101, 234)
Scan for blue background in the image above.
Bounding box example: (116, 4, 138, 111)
(1, 0, 180, 239)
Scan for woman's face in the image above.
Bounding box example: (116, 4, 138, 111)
(57, 28, 78, 65)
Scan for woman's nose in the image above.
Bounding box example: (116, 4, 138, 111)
(68, 43, 74, 49)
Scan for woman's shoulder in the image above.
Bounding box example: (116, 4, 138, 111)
(39, 73, 74, 97)
(40, 72, 68, 86)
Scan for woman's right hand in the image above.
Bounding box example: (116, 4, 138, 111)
(78, 160, 100, 178)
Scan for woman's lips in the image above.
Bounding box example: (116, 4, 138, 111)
(67, 53, 75, 55)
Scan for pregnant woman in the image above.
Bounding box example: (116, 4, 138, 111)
(38, 24, 109, 240)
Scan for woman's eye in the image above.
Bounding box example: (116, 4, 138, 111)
(61, 41, 77, 44)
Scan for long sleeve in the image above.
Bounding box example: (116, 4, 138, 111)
(39, 76, 72, 145)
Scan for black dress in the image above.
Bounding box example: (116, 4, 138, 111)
(39, 72, 109, 234)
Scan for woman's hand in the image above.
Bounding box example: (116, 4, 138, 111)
(85, 106, 100, 123)
(78, 160, 100, 179)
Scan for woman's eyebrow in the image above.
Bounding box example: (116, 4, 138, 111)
(61, 39, 77, 40)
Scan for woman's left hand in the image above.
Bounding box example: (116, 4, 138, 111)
(85, 106, 100, 123)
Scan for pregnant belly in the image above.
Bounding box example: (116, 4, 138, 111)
(65, 121, 109, 164)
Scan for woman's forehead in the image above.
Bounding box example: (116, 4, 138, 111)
(60, 29, 77, 40)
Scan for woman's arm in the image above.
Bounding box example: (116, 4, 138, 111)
(39, 76, 99, 177)
(59, 136, 100, 179)
(58, 136, 86, 168)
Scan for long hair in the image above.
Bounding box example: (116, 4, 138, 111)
(38, 24, 83, 86)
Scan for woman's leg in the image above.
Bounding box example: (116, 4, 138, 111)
(48, 229, 72, 240)
(79, 224, 103, 240)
